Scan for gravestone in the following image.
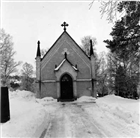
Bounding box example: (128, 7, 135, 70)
(0, 87, 10, 123)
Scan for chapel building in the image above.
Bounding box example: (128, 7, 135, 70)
(35, 22, 96, 101)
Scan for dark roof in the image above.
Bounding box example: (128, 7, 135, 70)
(41, 31, 90, 61)
(36, 41, 41, 57)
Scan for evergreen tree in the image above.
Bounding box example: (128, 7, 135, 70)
(104, 1, 140, 58)
(104, 1, 140, 99)
(81, 36, 97, 57)
(115, 65, 127, 97)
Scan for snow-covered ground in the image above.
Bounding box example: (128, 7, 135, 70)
(1, 90, 140, 138)
(82, 95, 140, 137)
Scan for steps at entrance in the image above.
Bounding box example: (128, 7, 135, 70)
(58, 98, 77, 102)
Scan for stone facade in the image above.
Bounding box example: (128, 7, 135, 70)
(35, 28, 96, 100)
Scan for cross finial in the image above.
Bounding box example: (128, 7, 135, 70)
(61, 21, 69, 31)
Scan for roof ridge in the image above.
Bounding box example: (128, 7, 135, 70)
(41, 31, 65, 61)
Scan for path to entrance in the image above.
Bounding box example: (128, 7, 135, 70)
(33, 102, 138, 138)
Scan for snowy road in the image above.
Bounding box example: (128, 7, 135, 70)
(2, 91, 139, 138)
(39, 103, 106, 138)
(34, 102, 139, 138)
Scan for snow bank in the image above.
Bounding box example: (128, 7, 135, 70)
(1, 90, 57, 138)
(76, 96, 96, 103)
(96, 94, 140, 125)
(9, 90, 35, 101)
(2, 91, 139, 137)
(36, 97, 57, 106)
(82, 95, 140, 137)
(1, 104, 46, 137)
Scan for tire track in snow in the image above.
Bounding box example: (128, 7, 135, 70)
(64, 103, 108, 138)
(38, 102, 108, 138)
(33, 104, 63, 138)
(42, 104, 68, 138)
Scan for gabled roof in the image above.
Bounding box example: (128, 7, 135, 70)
(54, 57, 78, 71)
(41, 31, 90, 61)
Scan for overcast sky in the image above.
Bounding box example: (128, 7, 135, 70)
(1, 0, 113, 72)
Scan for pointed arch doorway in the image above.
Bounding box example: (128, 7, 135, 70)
(60, 73, 74, 101)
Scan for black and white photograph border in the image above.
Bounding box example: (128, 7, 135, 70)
(0, 0, 140, 138)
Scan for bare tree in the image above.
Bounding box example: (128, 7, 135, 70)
(89, 0, 122, 22)
(21, 62, 33, 77)
(81, 36, 97, 57)
(0, 29, 21, 86)
(21, 62, 34, 91)
(41, 48, 48, 57)
(106, 52, 120, 93)
(90, 1, 140, 23)
(96, 52, 108, 96)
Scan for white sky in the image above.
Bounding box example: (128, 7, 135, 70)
(1, 0, 113, 71)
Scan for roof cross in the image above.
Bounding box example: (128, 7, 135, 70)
(61, 21, 69, 31)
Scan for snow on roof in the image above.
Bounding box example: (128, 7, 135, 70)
(54, 58, 78, 71)
(54, 59, 66, 71)
(72, 65, 78, 71)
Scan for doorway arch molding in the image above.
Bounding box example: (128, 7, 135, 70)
(54, 62, 78, 100)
